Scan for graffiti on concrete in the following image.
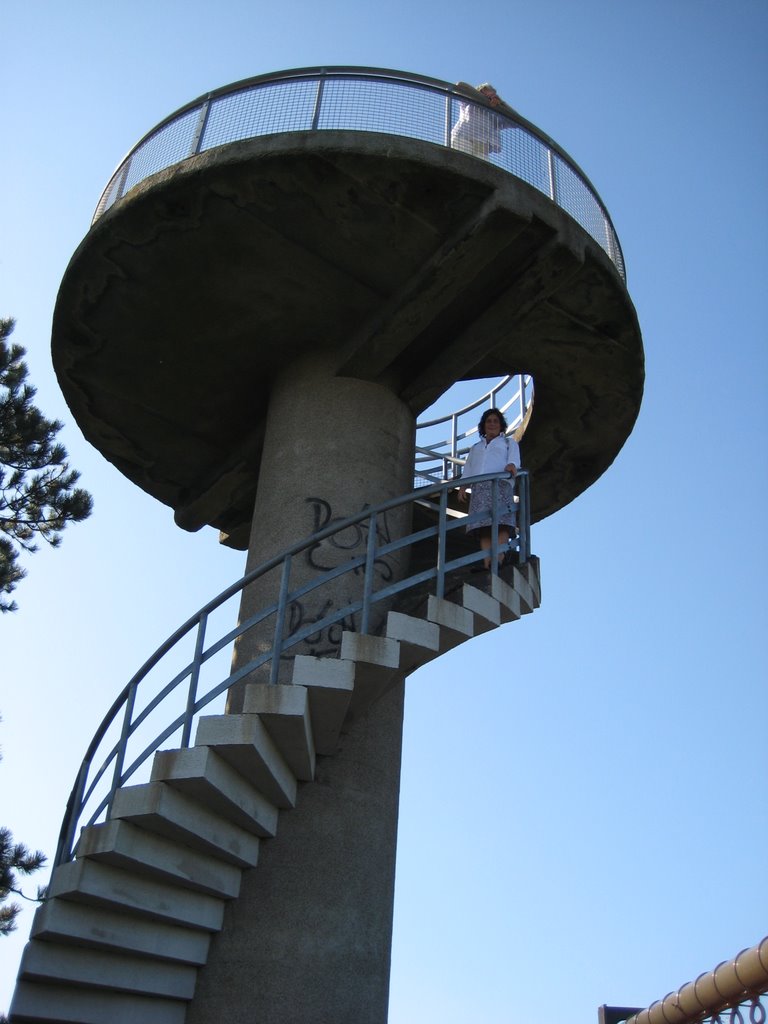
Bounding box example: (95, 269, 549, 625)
(277, 498, 398, 660)
(283, 596, 358, 660)
(304, 497, 395, 581)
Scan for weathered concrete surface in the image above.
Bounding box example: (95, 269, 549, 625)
(185, 679, 405, 1024)
(52, 130, 643, 543)
(225, 354, 415, 705)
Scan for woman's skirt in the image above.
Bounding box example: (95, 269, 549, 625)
(466, 479, 517, 533)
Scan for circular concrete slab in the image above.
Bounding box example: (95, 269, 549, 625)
(53, 130, 643, 543)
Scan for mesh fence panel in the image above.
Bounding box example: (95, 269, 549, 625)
(201, 79, 317, 149)
(91, 71, 625, 280)
(122, 107, 200, 195)
(553, 154, 624, 274)
(318, 78, 446, 144)
(498, 120, 553, 197)
(94, 169, 127, 219)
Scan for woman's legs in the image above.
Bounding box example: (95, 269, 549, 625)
(478, 527, 510, 568)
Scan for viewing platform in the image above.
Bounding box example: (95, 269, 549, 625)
(52, 66, 643, 546)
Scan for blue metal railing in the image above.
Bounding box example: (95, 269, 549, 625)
(91, 66, 625, 280)
(54, 472, 531, 868)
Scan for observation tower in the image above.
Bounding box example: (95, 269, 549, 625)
(10, 68, 643, 1023)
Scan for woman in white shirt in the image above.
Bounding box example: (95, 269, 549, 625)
(450, 83, 510, 160)
(458, 407, 520, 570)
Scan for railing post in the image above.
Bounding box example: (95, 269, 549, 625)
(360, 511, 378, 635)
(54, 760, 91, 866)
(436, 484, 449, 599)
(270, 554, 293, 684)
(181, 611, 208, 747)
(518, 471, 530, 563)
(106, 681, 138, 818)
(490, 476, 500, 573)
(444, 93, 452, 147)
(310, 70, 327, 130)
(114, 158, 132, 205)
(547, 148, 558, 204)
(189, 98, 212, 155)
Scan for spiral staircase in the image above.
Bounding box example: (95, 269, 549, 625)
(13, 66, 647, 1022)
(9, 452, 540, 1023)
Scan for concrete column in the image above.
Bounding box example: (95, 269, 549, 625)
(196, 357, 413, 1020)
(228, 354, 415, 710)
(187, 678, 405, 1024)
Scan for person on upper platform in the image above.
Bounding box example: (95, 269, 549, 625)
(450, 82, 514, 160)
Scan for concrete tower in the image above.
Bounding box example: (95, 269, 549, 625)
(10, 68, 642, 1023)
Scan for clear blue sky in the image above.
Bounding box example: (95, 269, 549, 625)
(2, 1, 766, 1020)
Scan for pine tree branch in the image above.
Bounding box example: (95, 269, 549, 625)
(0, 317, 93, 610)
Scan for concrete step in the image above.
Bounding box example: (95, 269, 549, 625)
(30, 898, 210, 965)
(195, 714, 297, 808)
(241, 683, 315, 781)
(519, 555, 541, 601)
(17, 941, 197, 999)
(10, 542, 542, 1021)
(488, 574, 522, 623)
(385, 611, 441, 674)
(76, 819, 242, 898)
(10, 981, 186, 1024)
(48, 859, 224, 932)
(150, 745, 278, 837)
(110, 782, 260, 868)
(426, 594, 475, 651)
(460, 582, 502, 633)
(509, 564, 536, 613)
(515, 558, 541, 610)
(339, 631, 402, 714)
(291, 655, 354, 754)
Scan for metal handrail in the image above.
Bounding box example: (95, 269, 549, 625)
(600, 937, 768, 1024)
(414, 373, 533, 483)
(90, 66, 625, 280)
(54, 471, 531, 868)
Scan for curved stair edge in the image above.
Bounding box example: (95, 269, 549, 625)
(9, 561, 540, 1024)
